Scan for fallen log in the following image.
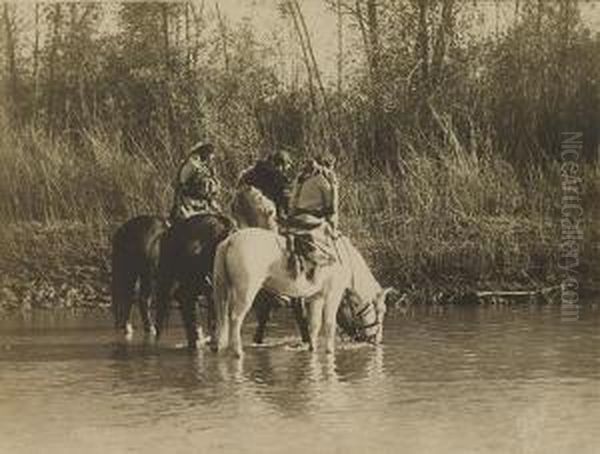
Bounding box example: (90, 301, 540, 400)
(475, 285, 561, 299)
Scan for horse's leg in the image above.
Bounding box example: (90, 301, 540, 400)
(322, 287, 346, 354)
(180, 291, 199, 350)
(307, 297, 325, 352)
(111, 252, 138, 336)
(154, 270, 177, 341)
(291, 297, 310, 343)
(111, 267, 136, 337)
(138, 270, 156, 336)
(205, 293, 216, 344)
(253, 290, 272, 344)
(229, 286, 260, 358)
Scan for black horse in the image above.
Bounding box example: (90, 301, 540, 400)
(111, 215, 167, 335)
(154, 213, 235, 348)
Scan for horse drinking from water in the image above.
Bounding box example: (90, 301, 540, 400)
(212, 228, 395, 357)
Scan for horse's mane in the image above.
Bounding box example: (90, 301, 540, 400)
(341, 237, 381, 302)
(189, 212, 236, 233)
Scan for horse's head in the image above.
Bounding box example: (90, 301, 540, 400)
(336, 287, 390, 344)
(337, 287, 402, 344)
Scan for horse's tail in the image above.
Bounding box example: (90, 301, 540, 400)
(213, 236, 232, 352)
(110, 231, 135, 333)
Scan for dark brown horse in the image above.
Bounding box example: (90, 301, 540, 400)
(154, 213, 235, 348)
(110, 213, 234, 342)
(111, 215, 167, 335)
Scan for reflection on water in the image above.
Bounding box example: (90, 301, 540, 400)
(0, 304, 599, 454)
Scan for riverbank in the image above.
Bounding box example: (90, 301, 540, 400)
(1, 129, 598, 312)
(0, 222, 110, 312)
(0, 215, 596, 313)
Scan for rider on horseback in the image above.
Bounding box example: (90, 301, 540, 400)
(240, 150, 293, 217)
(288, 152, 339, 233)
(283, 151, 340, 283)
(232, 150, 294, 229)
(170, 141, 221, 222)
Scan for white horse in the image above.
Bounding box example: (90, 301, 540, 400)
(230, 184, 278, 230)
(212, 228, 393, 357)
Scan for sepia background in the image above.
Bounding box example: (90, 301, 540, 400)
(0, 2, 599, 454)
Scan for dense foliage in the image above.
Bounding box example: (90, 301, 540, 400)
(1, 1, 598, 298)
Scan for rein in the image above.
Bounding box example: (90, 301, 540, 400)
(275, 232, 382, 341)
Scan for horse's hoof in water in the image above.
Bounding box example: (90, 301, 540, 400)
(187, 342, 199, 351)
(121, 322, 134, 336)
(144, 326, 157, 337)
(119, 323, 133, 341)
(214, 342, 228, 354)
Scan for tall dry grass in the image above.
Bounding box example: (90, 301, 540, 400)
(0, 126, 173, 224)
(1, 123, 598, 306)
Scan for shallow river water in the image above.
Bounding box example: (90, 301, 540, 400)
(1, 303, 599, 454)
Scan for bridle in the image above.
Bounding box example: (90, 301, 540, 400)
(336, 238, 385, 343)
(338, 289, 382, 343)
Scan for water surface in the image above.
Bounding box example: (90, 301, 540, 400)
(1, 303, 599, 454)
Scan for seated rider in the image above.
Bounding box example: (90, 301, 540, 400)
(238, 150, 294, 218)
(170, 141, 221, 223)
(288, 152, 339, 233)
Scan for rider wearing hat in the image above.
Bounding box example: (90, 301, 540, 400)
(170, 141, 221, 222)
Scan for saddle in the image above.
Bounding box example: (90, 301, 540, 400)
(281, 214, 338, 280)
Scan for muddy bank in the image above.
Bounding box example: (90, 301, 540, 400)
(0, 222, 111, 312)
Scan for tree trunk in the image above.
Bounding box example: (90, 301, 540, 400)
(161, 4, 170, 72)
(416, 0, 430, 87)
(431, 0, 455, 84)
(366, 0, 385, 162)
(47, 4, 62, 132)
(2, 4, 19, 122)
(354, 0, 371, 76)
(536, 0, 543, 33)
(33, 3, 40, 123)
(366, 0, 380, 91)
(215, 3, 229, 72)
(336, 0, 343, 95)
(292, 0, 336, 151)
(184, 2, 190, 70)
(287, 1, 319, 122)
(161, 4, 175, 148)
